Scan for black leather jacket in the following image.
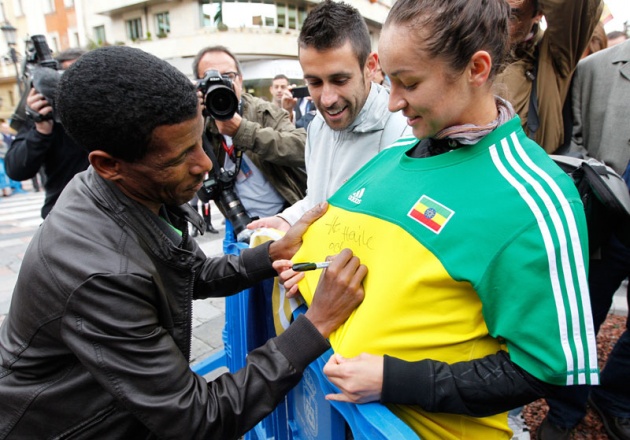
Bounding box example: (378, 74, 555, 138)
(0, 168, 329, 439)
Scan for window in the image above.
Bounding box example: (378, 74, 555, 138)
(50, 36, 59, 53)
(12, 0, 24, 17)
(93, 25, 106, 45)
(277, 3, 286, 28)
(199, 0, 294, 31)
(298, 7, 307, 29)
(156, 12, 170, 35)
(287, 4, 297, 29)
(252, 6, 275, 27)
(200, 1, 221, 28)
(43, 0, 55, 14)
(126, 18, 143, 41)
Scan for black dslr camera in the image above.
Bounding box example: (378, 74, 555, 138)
(198, 166, 254, 243)
(10, 35, 61, 131)
(196, 69, 239, 120)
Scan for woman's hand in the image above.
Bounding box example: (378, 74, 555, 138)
(323, 353, 384, 404)
(268, 202, 328, 261)
(272, 259, 305, 298)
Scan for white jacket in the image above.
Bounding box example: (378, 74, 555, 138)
(279, 83, 411, 225)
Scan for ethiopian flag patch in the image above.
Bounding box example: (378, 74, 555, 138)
(408, 195, 454, 234)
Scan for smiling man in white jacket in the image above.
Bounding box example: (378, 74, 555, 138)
(248, 0, 410, 232)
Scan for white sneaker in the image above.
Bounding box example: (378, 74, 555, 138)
(508, 411, 531, 440)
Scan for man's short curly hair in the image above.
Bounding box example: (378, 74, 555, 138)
(56, 46, 198, 163)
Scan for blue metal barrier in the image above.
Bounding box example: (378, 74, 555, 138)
(190, 350, 226, 377)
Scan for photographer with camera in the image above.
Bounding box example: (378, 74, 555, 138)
(192, 46, 307, 234)
(269, 74, 290, 109)
(4, 43, 88, 219)
(272, 78, 316, 130)
(282, 85, 317, 130)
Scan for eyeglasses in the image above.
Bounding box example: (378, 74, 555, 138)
(222, 71, 239, 82)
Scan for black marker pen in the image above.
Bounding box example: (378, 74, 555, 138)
(291, 261, 331, 272)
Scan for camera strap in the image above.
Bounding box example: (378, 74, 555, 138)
(202, 133, 220, 171)
(221, 137, 243, 176)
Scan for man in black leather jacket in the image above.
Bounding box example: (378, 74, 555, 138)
(0, 46, 366, 440)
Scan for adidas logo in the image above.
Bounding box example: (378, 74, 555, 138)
(348, 188, 365, 204)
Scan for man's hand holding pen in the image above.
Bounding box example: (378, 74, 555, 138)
(273, 257, 335, 298)
(268, 203, 366, 338)
(273, 249, 366, 339)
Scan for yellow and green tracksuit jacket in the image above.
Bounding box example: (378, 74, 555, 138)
(295, 116, 598, 440)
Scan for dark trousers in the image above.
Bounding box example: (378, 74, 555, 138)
(546, 234, 630, 428)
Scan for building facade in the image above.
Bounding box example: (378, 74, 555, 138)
(0, 0, 394, 120)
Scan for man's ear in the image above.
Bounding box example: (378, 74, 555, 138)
(89, 150, 123, 182)
(469, 50, 493, 87)
(365, 52, 379, 78)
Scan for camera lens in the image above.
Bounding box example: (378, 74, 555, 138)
(219, 189, 252, 239)
(205, 85, 239, 120)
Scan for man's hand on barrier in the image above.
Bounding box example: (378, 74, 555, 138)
(268, 202, 327, 261)
(324, 353, 384, 403)
(304, 248, 366, 338)
(247, 215, 291, 232)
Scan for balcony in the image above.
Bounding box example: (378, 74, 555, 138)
(94, 0, 176, 16)
(129, 26, 301, 62)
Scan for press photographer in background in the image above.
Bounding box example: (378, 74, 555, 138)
(192, 46, 307, 235)
(277, 83, 317, 130)
(289, 85, 317, 130)
(5, 39, 88, 219)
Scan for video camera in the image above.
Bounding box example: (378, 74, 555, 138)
(10, 35, 62, 131)
(196, 69, 239, 120)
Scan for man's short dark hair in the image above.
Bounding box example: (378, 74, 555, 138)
(272, 74, 289, 82)
(607, 30, 627, 41)
(298, 0, 372, 70)
(192, 45, 242, 79)
(56, 46, 198, 163)
(55, 47, 87, 65)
